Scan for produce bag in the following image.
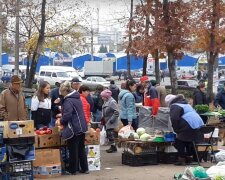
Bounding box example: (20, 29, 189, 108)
(215, 150, 225, 162)
(118, 125, 134, 139)
(155, 107, 173, 132)
(100, 126, 106, 145)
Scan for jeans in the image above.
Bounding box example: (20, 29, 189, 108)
(49, 117, 56, 128)
(67, 133, 88, 174)
(121, 118, 138, 131)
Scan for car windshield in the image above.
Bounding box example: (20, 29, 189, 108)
(95, 77, 107, 82)
(188, 80, 198, 87)
(57, 72, 69, 77)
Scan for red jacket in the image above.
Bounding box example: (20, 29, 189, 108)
(144, 95, 160, 116)
(80, 94, 91, 124)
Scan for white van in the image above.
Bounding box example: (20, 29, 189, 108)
(38, 66, 73, 86)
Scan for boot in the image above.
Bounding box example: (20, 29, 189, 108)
(174, 157, 186, 166)
(106, 145, 117, 153)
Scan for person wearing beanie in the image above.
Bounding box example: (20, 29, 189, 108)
(193, 82, 210, 123)
(214, 83, 225, 110)
(92, 85, 104, 122)
(0, 75, 27, 121)
(100, 89, 119, 153)
(166, 94, 204, 165)
(109, 80, 120, 103)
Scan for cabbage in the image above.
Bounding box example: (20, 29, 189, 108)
(140, 133, 150, 141)
(136, 128, 146, 136)
(132, 133, 139, 139)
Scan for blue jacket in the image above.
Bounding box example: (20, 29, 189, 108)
(214, 89, 225, 109)
(119, 90, 137, 122)
(61, 91, 87, 135)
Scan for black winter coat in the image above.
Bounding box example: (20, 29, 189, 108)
(214, 89, 225, 109)
(170, 95, 200, 142)
(50, 87, 63, 118)
(193, 89, 209, 106)
(61, 91, 87, 135)
(109, 84, 120, 103)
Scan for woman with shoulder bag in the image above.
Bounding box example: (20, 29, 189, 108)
(31, 81, 51, 129)
(100, 89, 119, 153)
(56, 81, 88, 175)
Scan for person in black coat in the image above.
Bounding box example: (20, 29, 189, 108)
(165, 94, 204, 165)
(214, 83, 225, 109)
(108, 80, 120, 103)
(57, 81, 89, 175)
(193, 82, 209, 124)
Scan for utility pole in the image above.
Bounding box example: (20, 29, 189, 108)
(14, 0, 20, 75)
(91, 28, 94, 61)
(0, 2, 3, 67)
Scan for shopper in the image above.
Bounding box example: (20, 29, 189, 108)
(31, 81, 51, 129)
(108, 80, 120, 103)
(101, 89, 119, 153)
(214, 83, 225, 109)
(79, 85, 91, 124)
(150, 80, 167, 107)
(58, 81, 88, 175)
(92, 85, 104, 122)
(133, 84, 144, 104)
(165, 94, 204, 165)
(0, 75, 27, 121)
(119, 79, 138, 130)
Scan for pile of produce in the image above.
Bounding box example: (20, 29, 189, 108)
(194, 105, 209, 114)
(35, 126, 53, 135)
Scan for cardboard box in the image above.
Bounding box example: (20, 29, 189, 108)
(86, 145, 100, 158)
(88, 157, 101, 171)
(33, 163, 61, 179)
(85, 132, 100, 145)
(38, 134, 60, 148)
(0, 146, 7, 163)
(35, 135, 38, 148)
(1, 120, 34, 138)
(8, 144, 35, 162)
(33, 149, 61, 166)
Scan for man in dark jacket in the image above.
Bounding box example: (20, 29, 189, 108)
(214, 83, 225, 109)
(193, 83, 209, 124)
(165, 94, 204, 165)
(108, 80, 120, 102)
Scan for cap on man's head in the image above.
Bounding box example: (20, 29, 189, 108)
(140, 76, 149, 82)
(71, 77, 81, 83)
(11, 75, 22, 84)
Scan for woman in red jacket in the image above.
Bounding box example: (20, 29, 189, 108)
(79, 85, 91, 124)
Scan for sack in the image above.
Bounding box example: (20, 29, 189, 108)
(100, 126, 106, 145)
(61, 122, 74, 141)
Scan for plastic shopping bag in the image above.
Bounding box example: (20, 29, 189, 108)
(100, 126, 107, 145)
(118, 125, 134, 139)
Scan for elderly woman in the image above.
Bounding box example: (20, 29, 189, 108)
(165, 94, 204, 165)
(57, 81, 88, 175)
(101, 89, 119, 153)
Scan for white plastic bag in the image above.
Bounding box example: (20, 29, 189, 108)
(215, 150, 225, 162)
(118, 125, 134, 139)
(100, 126, 107, 145)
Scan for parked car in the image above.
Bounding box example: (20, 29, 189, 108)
(82, 76, 110, 89)
(177, 79, 198, 88)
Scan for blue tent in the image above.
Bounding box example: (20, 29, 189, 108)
(177, 55, 197, 67)
(1, 53, 9, 65)
(219, 56, 225, 65)
(72, 54, 102, 69)
(116, 55, 143, 70)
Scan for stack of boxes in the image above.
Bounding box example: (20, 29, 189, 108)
(33, 127, 63, 178)
(0, 120, 35, 180)
(85, 129, 101, 171)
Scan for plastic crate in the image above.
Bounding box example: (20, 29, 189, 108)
(4, 137, 35, 146)
(8, 161, 33, 173)
(7, 171, 33, 180)
(122, 152, 158, 166)
(157, 152, 178, 164)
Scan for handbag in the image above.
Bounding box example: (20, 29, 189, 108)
(61, 122, 74, 141)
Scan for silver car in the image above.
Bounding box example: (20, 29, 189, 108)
(82, 76, 110, 89)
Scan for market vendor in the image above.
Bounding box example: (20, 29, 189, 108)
(140, 76, 160, 116)
(165, 94, 204, 165)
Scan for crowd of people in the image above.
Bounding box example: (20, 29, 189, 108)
(0, 74, 224, 172)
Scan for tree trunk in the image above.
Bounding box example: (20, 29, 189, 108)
(168, 51, 177, 94)
(154, 49, 160, 84)
(207, 54, 214, 100)
(142, 55, 147, 76)
(127, 0, 133, 80)
(27, 0, 46, 88)
(25, 50, 31, 87)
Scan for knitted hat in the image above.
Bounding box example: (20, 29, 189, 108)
(140, 76, 149, 82)
(11, 75, 22, 84)
(150, 80, 157, 86)
(100, 89, 112, 99)
(165, 94, 176, 106)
